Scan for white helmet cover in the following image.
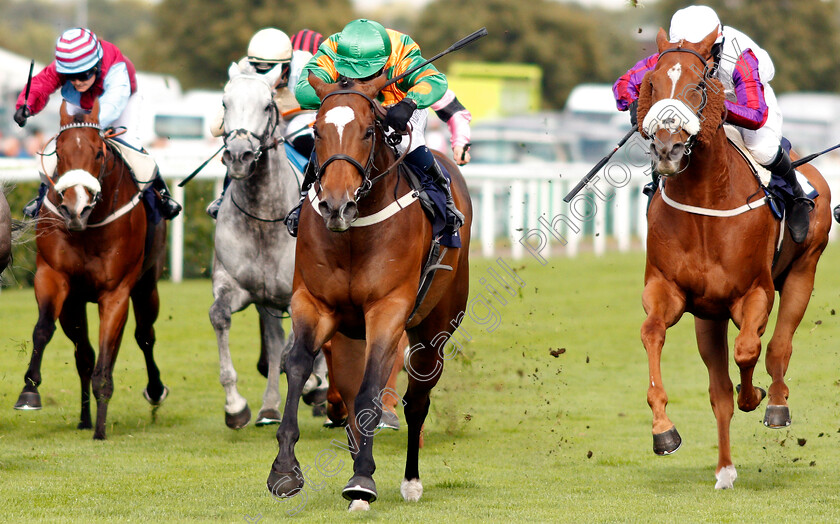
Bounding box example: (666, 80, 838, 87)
(669, 5, 724, 44)
(247, 28, 292, 64)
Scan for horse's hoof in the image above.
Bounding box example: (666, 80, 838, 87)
(653, 426, 682, 455)
(311, 401, 328, 417)
(763, 405, 791, 428)
(225, 404, 251, 429)
(377, 410, 400, 430)
(347, 500, 370, 512)
(143, 386, 169, 406)
(14, 391, 42, 410)
(342, 475, 377, 502)
(400, 478, 423, 502)
(735, 384, 766, 411)
(77, 419, 92, 430)
(255, 408, 282, 426)
(267, 467, 304, 499)
(714, 465, 738, 489)
(302, 386, 327, 407)
(323, 417, 348, 429)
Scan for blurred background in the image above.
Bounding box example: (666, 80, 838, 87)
(2, 0, 840, 285)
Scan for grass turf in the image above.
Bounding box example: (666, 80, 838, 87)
(1, 246, 840, 522)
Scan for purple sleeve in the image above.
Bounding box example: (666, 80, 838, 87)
(724, 49, 768, 130)
(613, 53, 659, 111)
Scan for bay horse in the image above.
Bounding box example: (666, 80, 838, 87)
(209, 63, 301, 428)
(636, 28, 831, 488)
(14, 100, 169, 440)
(267, 73, 472, 509)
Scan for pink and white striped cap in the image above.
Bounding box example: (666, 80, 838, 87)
(55, 28, 103, 74)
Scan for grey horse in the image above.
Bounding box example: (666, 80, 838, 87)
(209, 63, 324, 428)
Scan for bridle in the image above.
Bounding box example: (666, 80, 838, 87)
(313, 89, 409, 201)
(222, 80, 283, 168)
(654, 45, 713, 160)
(50, 121, 108, 206)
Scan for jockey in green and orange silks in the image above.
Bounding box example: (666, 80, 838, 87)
(285, 19, 465, 238)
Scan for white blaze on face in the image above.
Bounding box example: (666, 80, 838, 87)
(324, 106, 355, 146)
(667, 63, 682, 99)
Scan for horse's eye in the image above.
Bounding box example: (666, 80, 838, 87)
(95, 150, 104, 160)
(313, 126, 320, 139)
(364, 127, 374, 139)
(265, 104, 272, 113)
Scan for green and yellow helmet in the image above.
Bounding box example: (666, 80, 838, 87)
(334, 19, 391, 78)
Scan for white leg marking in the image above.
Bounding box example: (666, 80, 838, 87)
(324, 106, 355, 146)
(348, 500, 370, 512)
(714, 465, 737, 489)
(667, 63, 682, 99)
(401, 478, 423, 502)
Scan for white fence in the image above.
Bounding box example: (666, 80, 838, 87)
(2, 150, 840, 282)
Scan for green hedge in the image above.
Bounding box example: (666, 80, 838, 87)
(3, 180, 219, 288)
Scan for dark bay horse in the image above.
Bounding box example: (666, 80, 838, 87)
(14, 100, 169, 440)
(636, 28, 831, 488)
(267, 74, 472, 509)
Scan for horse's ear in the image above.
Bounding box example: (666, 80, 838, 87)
(656, 28, 670, 53)
(263, 63, 284, 89)
(228, 62, 241, 80)
(370, 72, 388, 95)
(695, 25, 720, 55)
(308, 71, 329, 98)
(59, 100, 72, 126)
(89, 97, 100, 123)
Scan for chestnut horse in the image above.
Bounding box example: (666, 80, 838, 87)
(267, 74, 472, 509)
(636, 29, 831, 488)
(14, 100, 169, 440)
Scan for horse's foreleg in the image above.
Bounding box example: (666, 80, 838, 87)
(731, 287, 771, 413)
(91, 288, 132, 440)
(322, 339, 349, 426)
(695, 318, 737, 489)
(640, 277, 685, 454)
(58, 293, 94, 429)
(131, 273, 167, 406)
(765, 257, 818, 427)
(16, 269, 69, 411)
(341, 303, 408, 503)
(268, 294, 335, 499)
(209, 293, 251, 429)
(255, 306, 284, 425)
(378, 333, 407, 431)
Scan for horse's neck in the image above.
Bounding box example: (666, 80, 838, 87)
(664, 131, 742, 207)
(363, 144, 403, 210)
(92, 152, 134, 218)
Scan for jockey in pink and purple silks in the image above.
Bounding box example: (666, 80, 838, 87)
(614, 5, 813, 243)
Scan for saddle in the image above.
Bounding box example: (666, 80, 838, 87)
(399, 161, 461, 249)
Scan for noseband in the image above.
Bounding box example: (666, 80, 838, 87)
(313, 89, 406, 201)
(223, 89, 282, 165)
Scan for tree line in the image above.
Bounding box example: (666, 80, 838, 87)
(2, 0, 839, 110)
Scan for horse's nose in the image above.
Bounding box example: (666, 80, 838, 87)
(650, 141, 685, 162)
(318, 198, 357, 232)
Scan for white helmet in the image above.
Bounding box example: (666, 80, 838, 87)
(669, 6, 724, 44)
(247, 28, 293, 66)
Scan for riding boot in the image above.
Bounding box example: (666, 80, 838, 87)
(833, 204, 840, 224)
(23, 183, 48, 219)
(285, 157, 318, 237)
(151, 172, 182, 220)
(642, 173, 660, 198)
(766, 147, 813, 243)
(406, 146, 465, 232)
(206, 175, 232, 219)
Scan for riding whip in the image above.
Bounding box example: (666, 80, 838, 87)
(791, 142, 840, 169)
(563, 127, 636, 203)
(23, 59, 34, 109)
(380, 27, 488, 91)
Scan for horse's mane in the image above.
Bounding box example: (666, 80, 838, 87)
(636, 69, 726, 145)
(337, 76, 355, 89)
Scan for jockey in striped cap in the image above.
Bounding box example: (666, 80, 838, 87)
(14, 28, 181, 221)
